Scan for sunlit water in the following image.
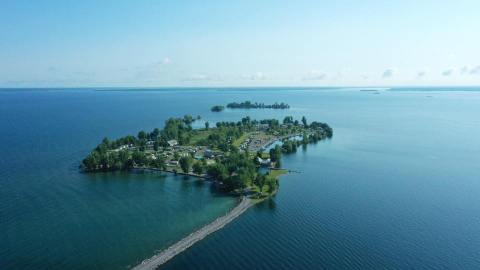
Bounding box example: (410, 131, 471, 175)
(1, 87, 480, 269)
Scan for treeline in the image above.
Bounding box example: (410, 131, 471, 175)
(281, 116, 333, 139)
(226, 101, 290, 109)
(81, 147, 167, 172)
(309, 121, 333, 138)
(267, 116, 334, 167)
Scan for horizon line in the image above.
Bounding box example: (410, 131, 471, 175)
(1, 85, 480, 90)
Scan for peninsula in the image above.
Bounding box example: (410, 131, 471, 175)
(81, 115, 332, 269)
(81, 115, 332, 196)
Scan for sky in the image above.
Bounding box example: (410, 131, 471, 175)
(1, 0, 479, 87)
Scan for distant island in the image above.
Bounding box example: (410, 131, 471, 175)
(82, 115, 332, 269)
(211, 101, 290, 112)
(211, 105, 225, 112)
(227, 101, 290, 109)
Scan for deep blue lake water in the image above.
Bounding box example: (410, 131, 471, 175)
(1, 87, 480, 269)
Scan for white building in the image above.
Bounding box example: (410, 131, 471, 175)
(257, 157, 272, 166)
(167, 140, 178, 147)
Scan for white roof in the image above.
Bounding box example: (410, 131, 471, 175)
(167, 139, 178, 146)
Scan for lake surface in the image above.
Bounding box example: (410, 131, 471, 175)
(1, 87, 480, 269)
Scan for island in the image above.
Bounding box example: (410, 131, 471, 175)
(81, 115, 332, 269)
(211, 101, 290, 112)
(210, 105, 225, 112)
(227, 101, 290, 109)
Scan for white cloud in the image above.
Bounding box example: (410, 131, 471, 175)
(302, 70, 326, 81)
(382, 68, 395, 78)
(182, 74, 210, 81)
(442, 69, 454, 76)
(460, 66, 469, 74)
(242, 72, 267, 80)
(470, 65, 480, 75)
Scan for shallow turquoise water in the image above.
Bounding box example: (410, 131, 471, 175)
(1, 88, 480, 269)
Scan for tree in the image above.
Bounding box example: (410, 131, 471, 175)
(302, 132, 309, 145)
(132, 151, 147, 166)
(193, 162, 204, 175)
(283, 116, 293, 125)
(99, 152, 114, 169)
(179, 156, 192, 173)
(267, 177, 277, 194)
(301, 116, 308, 127)
(151, 156, 166, 170)
(124, 158, 134, 170)
(82, 151, 100, 171)
(205, 121, 210, 130)
(236, 167, 251, 189)
(273, 158, 281, 168)
(101, 137, 110, 148)
(151, 128, 160, 139)
(241, 116, 251, 126)
(139, 139, 146, 151)
(207, 163, 228, 182)
(183, 115, 194, 125)
(211, 105, 225, 112)
(118, 150, 130, 169)
(138, 131, 147, 140)
(256, 174, 266, 194)
(269, 145, 282, 162)
(282, 140, 297, 153)
(153, 141, 159, 151)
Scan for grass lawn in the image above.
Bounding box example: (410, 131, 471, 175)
(268, 169, 288, 178)
(232, 132, 250, 147)
(261, 152, 270, 159)
(189, 129, 213, 145)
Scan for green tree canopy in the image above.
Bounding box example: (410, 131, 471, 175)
(192, 162, 204, 175)
(179, 156, 192, 173)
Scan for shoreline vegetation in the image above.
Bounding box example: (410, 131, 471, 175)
(211, 101, 290, 112)
(81, 115, 332, 269)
